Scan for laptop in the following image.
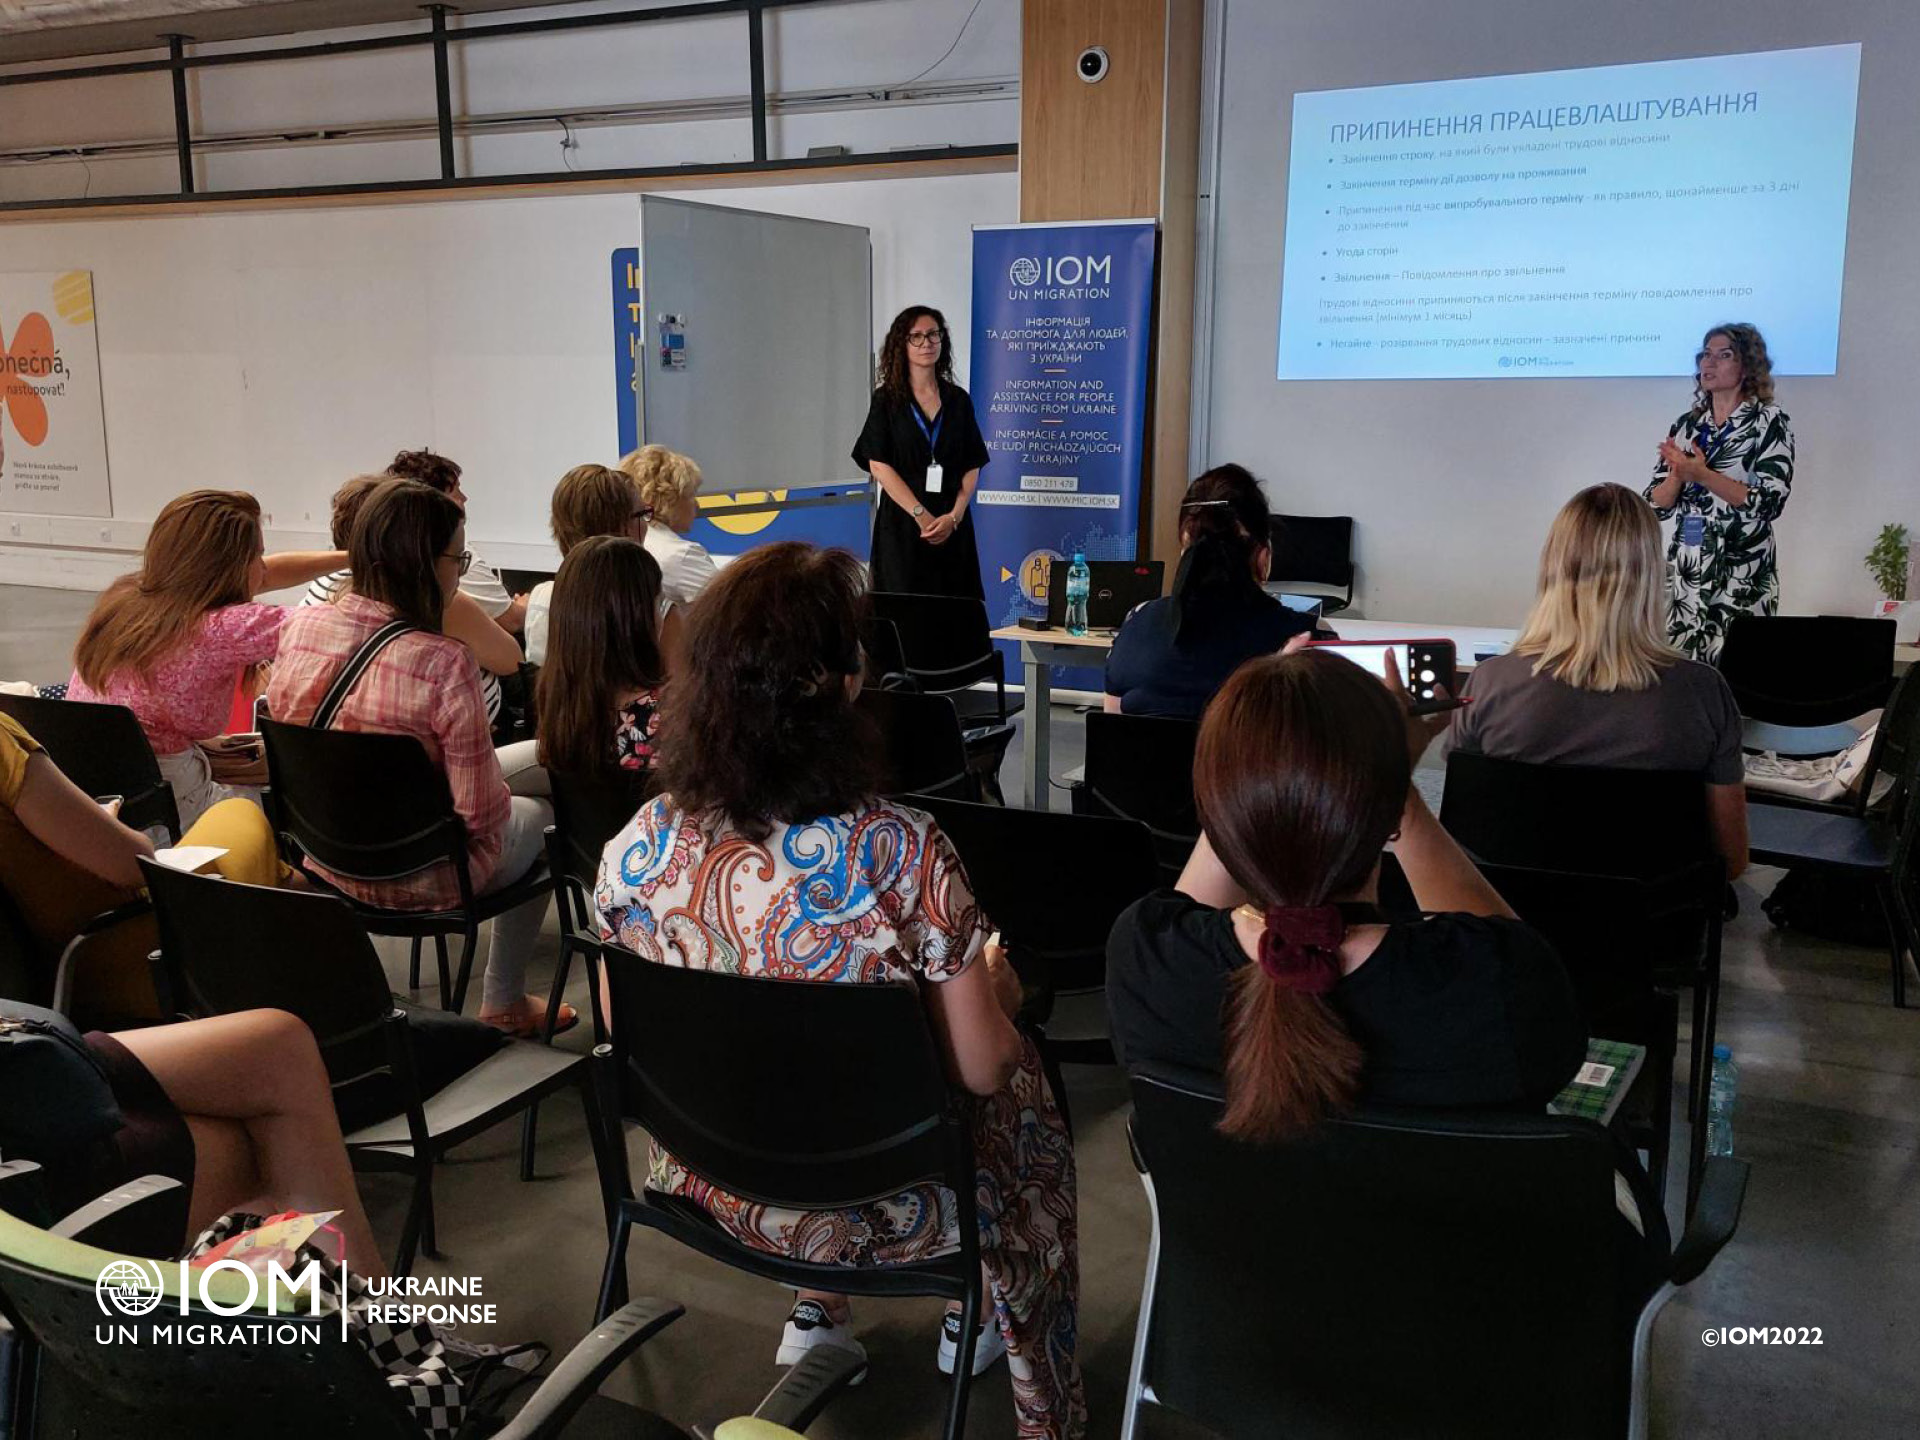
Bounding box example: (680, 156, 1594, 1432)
(1045, 559, 1165, 630)
(1272, 591, 1327, 621)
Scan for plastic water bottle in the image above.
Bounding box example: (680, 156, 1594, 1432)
(1065, 552, 1091, 636)
(1706, 1044, 1738, 1157)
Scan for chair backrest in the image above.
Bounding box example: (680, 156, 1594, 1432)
(549, 767, 655, 888)
(600, 945, 970, 1210)
(857, 689, 976, 801)
(0, 694, 180, 841)
(1079, 710, 1201, 879)
(0, 1209, 419, 1439)
(1860, 667, 1920, 820)
(908, 793, 1157, 991)
(861, 615, 912, 691)
(1717, 615, 1895, 727)
(1268, 514, 1355, 590)
(140, 859, 401, 1089)
(259, 719, 465, 884)
(1440, 749, 1715, 882)
(868, 591, 1002, 694)
(1127, 1065, 1628, 1440)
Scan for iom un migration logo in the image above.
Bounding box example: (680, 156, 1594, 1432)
(1008, 257, 1042, 288)
(96, 1258, 164, 1317)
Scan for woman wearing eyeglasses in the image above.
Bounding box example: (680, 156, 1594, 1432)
(268, 479, 569, 1039)
(853, 304, 990, 598)
(1643, 323, 1795, 663)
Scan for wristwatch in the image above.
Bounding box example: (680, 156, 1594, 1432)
(910, 503, 926, 519)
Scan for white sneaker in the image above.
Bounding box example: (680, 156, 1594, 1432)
(776, 1299, 868, 1385)
(936, 1308, 1007, 1376)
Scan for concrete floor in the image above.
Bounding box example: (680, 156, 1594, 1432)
(3, 582, 1918, 1438)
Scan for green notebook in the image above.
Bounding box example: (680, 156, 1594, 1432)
(1548, 1038, 1646, 1125)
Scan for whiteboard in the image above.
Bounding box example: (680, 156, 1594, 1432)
(637, 195, 873, 495)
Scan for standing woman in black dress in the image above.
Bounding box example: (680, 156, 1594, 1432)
(854, 305, 990, 598)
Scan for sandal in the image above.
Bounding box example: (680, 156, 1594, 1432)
(479, 996, 579, 1040)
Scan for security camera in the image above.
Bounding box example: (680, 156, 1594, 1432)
(1077, 46, 1109, 84)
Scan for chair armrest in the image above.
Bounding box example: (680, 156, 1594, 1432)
(0, 1159, 50, 1225)
(1669, 1156, 1750, 1285)
(492, 1297, 685, 1440)
(746, 1342, 868, 1430)
(50, 898, 156, 1016)
(50, 1174, 185, 1250)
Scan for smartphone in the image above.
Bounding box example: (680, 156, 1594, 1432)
(1307, 639, 1457, 712)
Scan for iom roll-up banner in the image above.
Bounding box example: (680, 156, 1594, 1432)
(969, 221, 1157, 679)
(610, 247, 867, 556)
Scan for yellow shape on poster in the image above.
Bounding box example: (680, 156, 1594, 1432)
(699, 489, 788, 537)
(52, 271, 94, 325)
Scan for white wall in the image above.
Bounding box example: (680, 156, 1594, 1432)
(1204, 0, 1920, 626)
(0, 168, 1016, 587)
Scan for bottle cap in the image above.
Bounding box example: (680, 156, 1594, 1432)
(1072, 551, 1086, 563)
(1712, 1044, 1732, 1061)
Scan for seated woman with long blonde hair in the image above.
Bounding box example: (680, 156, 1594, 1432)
(1449, 482, 1747, 878)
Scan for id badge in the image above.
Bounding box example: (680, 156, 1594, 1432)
(924, 462, 945, 495)
(1680, 513, 1706, 547)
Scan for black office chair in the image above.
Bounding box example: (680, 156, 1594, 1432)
(1074, 710, 1202, 883)
(861, 615, 913, 691)
(259, 718, 553, 1014)
(1121, 1065, 1747, 1440)
(546, 766, 656, 1049)
(1267, 513, 1356, 614)
(0, 694, 180, 842)
(1750, 735, 1920, 1009)
(869, 591, 1020, 799)
(858, 688, 979, 802)
(1717, 615, 1895, 734)
(1440, 750, 1726, 1208)
(908, 794, 1158, 1116)
(1469, 861, 1681, 1205)
(1748, 667, 1920, 818)
(593, 946, 986, 1440)
(140, 859, 605, 1277)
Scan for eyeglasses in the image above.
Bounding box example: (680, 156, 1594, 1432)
(905, 330, 945, 349)
(631, 506, 653, 523)
(1695, 347, 1738, 364)
(442, 549, 473, 576)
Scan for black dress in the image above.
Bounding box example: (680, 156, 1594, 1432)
(853, 381, 989, 598)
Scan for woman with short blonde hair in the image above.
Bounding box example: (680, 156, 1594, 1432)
(1511, 481, 1677, 693)
(618, 444, 718, 610)
(1452, 483, 1748, 876)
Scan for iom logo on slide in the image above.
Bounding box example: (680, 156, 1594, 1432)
(1009, 257, 1041, 287)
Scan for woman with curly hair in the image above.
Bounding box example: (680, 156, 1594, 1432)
(596, 542, 1082, 1438)
(1644, 322, 1796, 662)
(852, 304, 989, 598)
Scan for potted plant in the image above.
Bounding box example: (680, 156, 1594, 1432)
(1865, 523, 1919, 641)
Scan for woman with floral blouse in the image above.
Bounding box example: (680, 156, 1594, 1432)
(1644, 322, 1795, 662)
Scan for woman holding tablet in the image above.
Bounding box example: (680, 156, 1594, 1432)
(853, 305, 989, 599)
(1644, 323, 1795, 662)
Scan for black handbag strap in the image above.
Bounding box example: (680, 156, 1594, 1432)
(312, 620, 418, 730)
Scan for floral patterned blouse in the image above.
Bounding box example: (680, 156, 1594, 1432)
(612, 692, 662, 773)
(1644, 397, 1795, 663)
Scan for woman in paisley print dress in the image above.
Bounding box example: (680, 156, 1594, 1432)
(1644, 322, 1795, 662)
(596, 542, 1084, 1440)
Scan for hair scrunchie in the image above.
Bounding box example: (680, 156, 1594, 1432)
(1256, 905, 1346, 994)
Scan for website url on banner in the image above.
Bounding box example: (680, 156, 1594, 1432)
(976, 492, 1121, 509)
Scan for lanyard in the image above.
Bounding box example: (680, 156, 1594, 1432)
(910, 401, 943, 457)
(1694, 413, 1737, 465)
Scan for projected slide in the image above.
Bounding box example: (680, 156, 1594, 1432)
(1276, 44, 1860, 380)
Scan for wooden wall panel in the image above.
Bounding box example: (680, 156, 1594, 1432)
(1020, 0, 1167, 223)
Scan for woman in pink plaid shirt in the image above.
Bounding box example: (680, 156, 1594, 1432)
(268, 480, 571, 1037)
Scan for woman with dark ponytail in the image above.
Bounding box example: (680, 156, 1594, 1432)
(1102, 464, 1319, 720)
(1106, 647, 1588, 1135)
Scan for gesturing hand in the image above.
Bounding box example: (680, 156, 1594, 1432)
(1658, 437, 1703, 483)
